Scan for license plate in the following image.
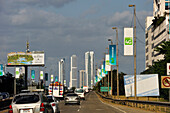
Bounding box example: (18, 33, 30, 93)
(20, 109, 32, 113)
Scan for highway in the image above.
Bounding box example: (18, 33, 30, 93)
(58, 91, 155, 113)
(0, 91, 156, 113)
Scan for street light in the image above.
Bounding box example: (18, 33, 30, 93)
(129, 4, 137, 100)
(112, 27, 119, 99)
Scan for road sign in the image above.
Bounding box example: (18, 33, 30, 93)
(167, 63, 170, 75)
(100, 87, 111, 92)
(161, 76, 170, 88)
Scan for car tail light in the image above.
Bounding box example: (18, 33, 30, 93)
(8, 105, 13, 113)
(40, 103, 45, 111)
(52, 103, 55, 106)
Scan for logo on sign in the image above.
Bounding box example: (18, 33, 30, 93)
(125, 37, 133, 45)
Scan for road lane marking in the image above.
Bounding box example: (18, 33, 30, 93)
(77, 109, 80, 112)
(95, 93, 127, 113)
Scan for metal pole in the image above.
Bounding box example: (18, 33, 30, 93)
(134, 5, 137, 100)
(108, 72, 109, 95)
(116, 28, 119, 99)
(169, 89, 170, 102)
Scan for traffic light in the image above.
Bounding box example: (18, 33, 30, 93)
(45, 73, 48, 81)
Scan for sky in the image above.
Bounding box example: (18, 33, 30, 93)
(0, 0, 153, 86)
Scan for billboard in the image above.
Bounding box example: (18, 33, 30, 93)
(124, 74, 159, 97)
(0, 64, 3, 76)
(109, 45, 116, 65)
(105, 54, 111, 71)
(15, 67, 20, 78)
(124, 28, 133, 56)
(7, 51, 45, 66)
(51, 75, 54, 82)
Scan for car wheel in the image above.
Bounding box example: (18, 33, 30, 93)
(65, 103, 67, 105)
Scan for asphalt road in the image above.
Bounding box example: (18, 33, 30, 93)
(1, 91, 155, 113)
(58, 91, 155, 113)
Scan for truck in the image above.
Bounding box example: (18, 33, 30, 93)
(49, 82, 64, 99)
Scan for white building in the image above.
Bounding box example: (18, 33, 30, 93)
(70, 55, 77, 88)
(145, 0, 170, 69)
(58, 58, 65, 85)
(79, 70, 85, 88)
(85, 51, 94, 89)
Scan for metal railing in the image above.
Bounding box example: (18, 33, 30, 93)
(96, 92, 170, 113)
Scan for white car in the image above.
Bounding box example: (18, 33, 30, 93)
(47, 95, 60, 113)
(9, 92, 53, 113)
(74, 88, 85, 100)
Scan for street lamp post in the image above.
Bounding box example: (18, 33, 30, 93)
(129, 4, 137, 100)
(112, 27, 119, 99)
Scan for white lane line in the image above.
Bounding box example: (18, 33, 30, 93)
(95, 93, 127, 113)
(77, 109, 80, 112)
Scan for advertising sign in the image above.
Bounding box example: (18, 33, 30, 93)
(7, 51, 45, 66)
(0, 64, 3, 76)
(15, 67, 20, 78)
(124, 28, 133, 56)
(124, 74, 159, 97)
(55, 76, 58, 82)
(105, 54, 111, 71)
(101, 65, 105, 77)
(31, 70, 35, 80)
(51, 75, 54, 82)
(161, 76, 170, 88)
(103, 61, 108, 74)
(109, 45, 116, 65)
(40, 71, 43, 80)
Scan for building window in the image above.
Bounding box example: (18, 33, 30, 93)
(152, 60, 154, 65)
(146, 48, 148, 53)
(152, 44, 154, 49)
(154, 29, 166, 40)
(152, 35, 154, 41)
(146, 40, 148, 46)
(146, 33, 148, 39)
(165, 3, 170, 10)
(152, 52, 154, 57)
(146, 55, 148, 60)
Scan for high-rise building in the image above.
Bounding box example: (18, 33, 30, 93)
(58, 58, 65, 85)
(85, 51, 94, 89)
(70, 55, 77, 88)
(79, 70, 85, 88)
(145, 0, 170, 69)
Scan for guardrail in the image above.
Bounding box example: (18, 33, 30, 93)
(96, 92, 170, 113)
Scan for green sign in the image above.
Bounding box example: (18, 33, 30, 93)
(125, 37, 133, 45)
(100, 87, 111, 92)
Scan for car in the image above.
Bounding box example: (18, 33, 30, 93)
(64, 93, 80, 105)
(47, 95, 60, 113)
(74, 88, 85, 100)
(0, 92, 10, 100)
(8, 92, 54, 113)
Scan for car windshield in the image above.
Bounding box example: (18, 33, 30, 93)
(47, 96, 54, 102)
(66, 94, 78, 96)
(14, 95, 39, 104)
(75, 89, 84, 93)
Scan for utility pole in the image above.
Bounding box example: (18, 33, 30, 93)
(129, 4, 137, 100)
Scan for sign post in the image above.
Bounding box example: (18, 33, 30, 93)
(167, 63, 170, 102)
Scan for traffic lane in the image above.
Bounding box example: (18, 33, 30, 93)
(58, 92, 90, 113)
(80, 91, 121, 113)
(59, 92, 121, 113)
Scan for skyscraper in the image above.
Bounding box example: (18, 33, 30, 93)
(79, 70, 85, 88)
(70, 55, 77, 88)
(145, 0, 170, 69)
(85, 51, 94, 89)
(58, 58, 65, 85)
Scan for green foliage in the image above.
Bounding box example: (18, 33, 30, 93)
(141, 41, 170, 100)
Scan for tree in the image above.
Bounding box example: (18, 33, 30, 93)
(141, 41, 170, 100)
